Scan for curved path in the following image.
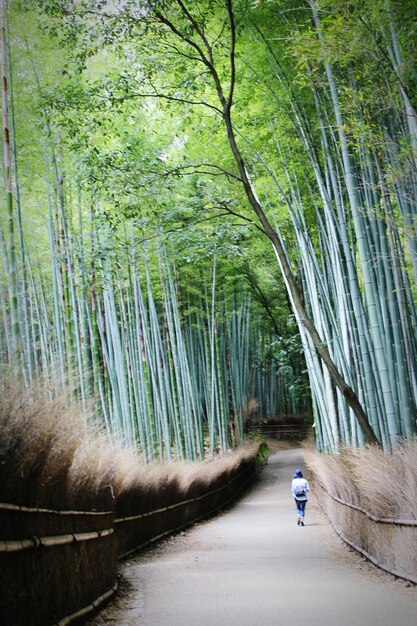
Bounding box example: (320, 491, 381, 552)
(91, 448, 417, 625)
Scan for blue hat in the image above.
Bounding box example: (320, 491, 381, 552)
(293, 469, 303, 478)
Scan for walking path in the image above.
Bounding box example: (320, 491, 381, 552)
(91, 448, 417, 626)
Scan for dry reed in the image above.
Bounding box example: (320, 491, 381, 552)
(114, 444, 258, 517)
(0, 377, 259, 514)
(0, 378, 89, 509)
(304, 438, 417, 519)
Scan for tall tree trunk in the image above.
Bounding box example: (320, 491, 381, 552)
(1, 0, 20, 373)
(7, 19, 33, 382)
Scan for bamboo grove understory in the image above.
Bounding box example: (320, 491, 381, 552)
(0, 0, 416, 457)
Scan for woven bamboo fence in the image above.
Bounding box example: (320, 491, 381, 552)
(115, 455, 256, 557)
(0, 456, 257, 625)
(0, 504, 117, 626)
(317, 481, 417, 584)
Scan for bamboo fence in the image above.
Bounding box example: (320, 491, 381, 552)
(0, 453, 258, 625)
(316, 481, 417, 585)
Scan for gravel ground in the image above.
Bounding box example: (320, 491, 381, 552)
(87, 447, 417, 626)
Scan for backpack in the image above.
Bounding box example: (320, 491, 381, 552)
(294, 484, 306, 498)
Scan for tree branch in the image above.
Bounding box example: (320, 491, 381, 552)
(176, 0, 214, 63)
(135, 209, 255, 245)
(155, 3, 227, 110)
(154, 8, 213, 70)
(127, 90, 222, 114)
(157, 163, 243, 183)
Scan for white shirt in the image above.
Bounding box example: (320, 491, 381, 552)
(291, 477, 310, 500)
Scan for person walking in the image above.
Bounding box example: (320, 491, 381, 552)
(292, 469, 309, 526)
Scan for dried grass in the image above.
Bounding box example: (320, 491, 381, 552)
(66, 436, 125, 511)
(305, 438, 417, 519)
(114, 444, 258, 517)
(0, 379, 88, 509)
(0, 377, 139, 511)
(0, 377, 259, 515)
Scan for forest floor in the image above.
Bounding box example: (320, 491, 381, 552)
(87, 445, 417, 626)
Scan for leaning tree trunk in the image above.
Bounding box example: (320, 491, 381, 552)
(223, 114, 379, 445)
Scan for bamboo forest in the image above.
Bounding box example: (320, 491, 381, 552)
(1, 0, 416, 460)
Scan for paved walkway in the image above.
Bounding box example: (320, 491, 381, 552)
(91, 448, 417, 626)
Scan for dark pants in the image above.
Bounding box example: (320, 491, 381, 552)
(295, 498, 307, 518)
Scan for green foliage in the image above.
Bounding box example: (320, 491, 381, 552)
(249, 432, 272, 465)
